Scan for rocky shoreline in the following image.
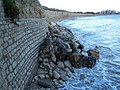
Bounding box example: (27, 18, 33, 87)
(27, 22, 99, 90)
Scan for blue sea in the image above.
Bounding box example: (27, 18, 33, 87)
(58, 15, 120, 90)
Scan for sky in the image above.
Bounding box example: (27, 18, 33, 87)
(39, 0, 120, 12)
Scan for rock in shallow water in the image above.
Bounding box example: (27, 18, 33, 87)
(87, 49, 99, 59)
(83, 56, 97, 68)
(68, 53, 84, 68)
(68, 53, 97, 68)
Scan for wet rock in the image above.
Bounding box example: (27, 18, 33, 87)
(87, 49, 99, 59)
(68, 53, 84, 68)
(53, 71, 60, 79)
(37, 79, 53, 88)
(57, 61, 65, 69)
(64, 60, 71, 68)
(83, 56, 97, 68)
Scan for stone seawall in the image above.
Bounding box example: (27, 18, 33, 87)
(0, 1, 48, 90)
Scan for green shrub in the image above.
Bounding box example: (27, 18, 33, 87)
(2, 0, 19, 21)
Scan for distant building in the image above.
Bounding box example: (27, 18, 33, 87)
(96, 10, 118, 15)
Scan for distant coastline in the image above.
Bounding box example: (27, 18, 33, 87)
(43, 6, 120, 22)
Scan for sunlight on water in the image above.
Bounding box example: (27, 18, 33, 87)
(58, 15, 120, 90)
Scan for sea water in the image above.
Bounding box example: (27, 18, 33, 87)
(58, 15, 120, 90)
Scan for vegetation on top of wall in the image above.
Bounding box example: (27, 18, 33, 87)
(2, 0, 20, 25)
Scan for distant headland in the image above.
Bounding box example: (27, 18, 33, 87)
(43, 6, 120, 21)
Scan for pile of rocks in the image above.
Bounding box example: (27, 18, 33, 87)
(29, 22, 99, 90)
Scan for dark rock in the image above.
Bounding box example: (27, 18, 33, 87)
(78, 44, 84, 53)
(87, 49, 99, 59)
(68, 53, 84, 68)
(42, 37, 52, 46)
(69, 40, 78, 53)
(38, 57, 43, 63)
(83, 56, 97, 68)
(75, 41, 84, 53)
(43, 45, 50, 53)
(53, 38, 72, 60)
(37, 79, 53, 88)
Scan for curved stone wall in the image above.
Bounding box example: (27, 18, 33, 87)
(0, 0, 48, 90)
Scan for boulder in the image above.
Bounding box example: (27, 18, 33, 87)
(51, 53, 56, 62)
(38, 74, 45, 79)
(53, 38, 72, 60)
(57, 61, 65, 69)
(53, 71, 60, 79)
(83, 56, 97, 68)
(50, 61, 56, 68)
(43, 58, 49, 62)
(43, 62, 52, 70)
(87, 49, 99, 59)
(60, 74, 69, 81)
(69, 39, 78, 53)
(68, 53, 84, 68)
(37, 79, 53, 88)
(64, 60, 71, 68)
